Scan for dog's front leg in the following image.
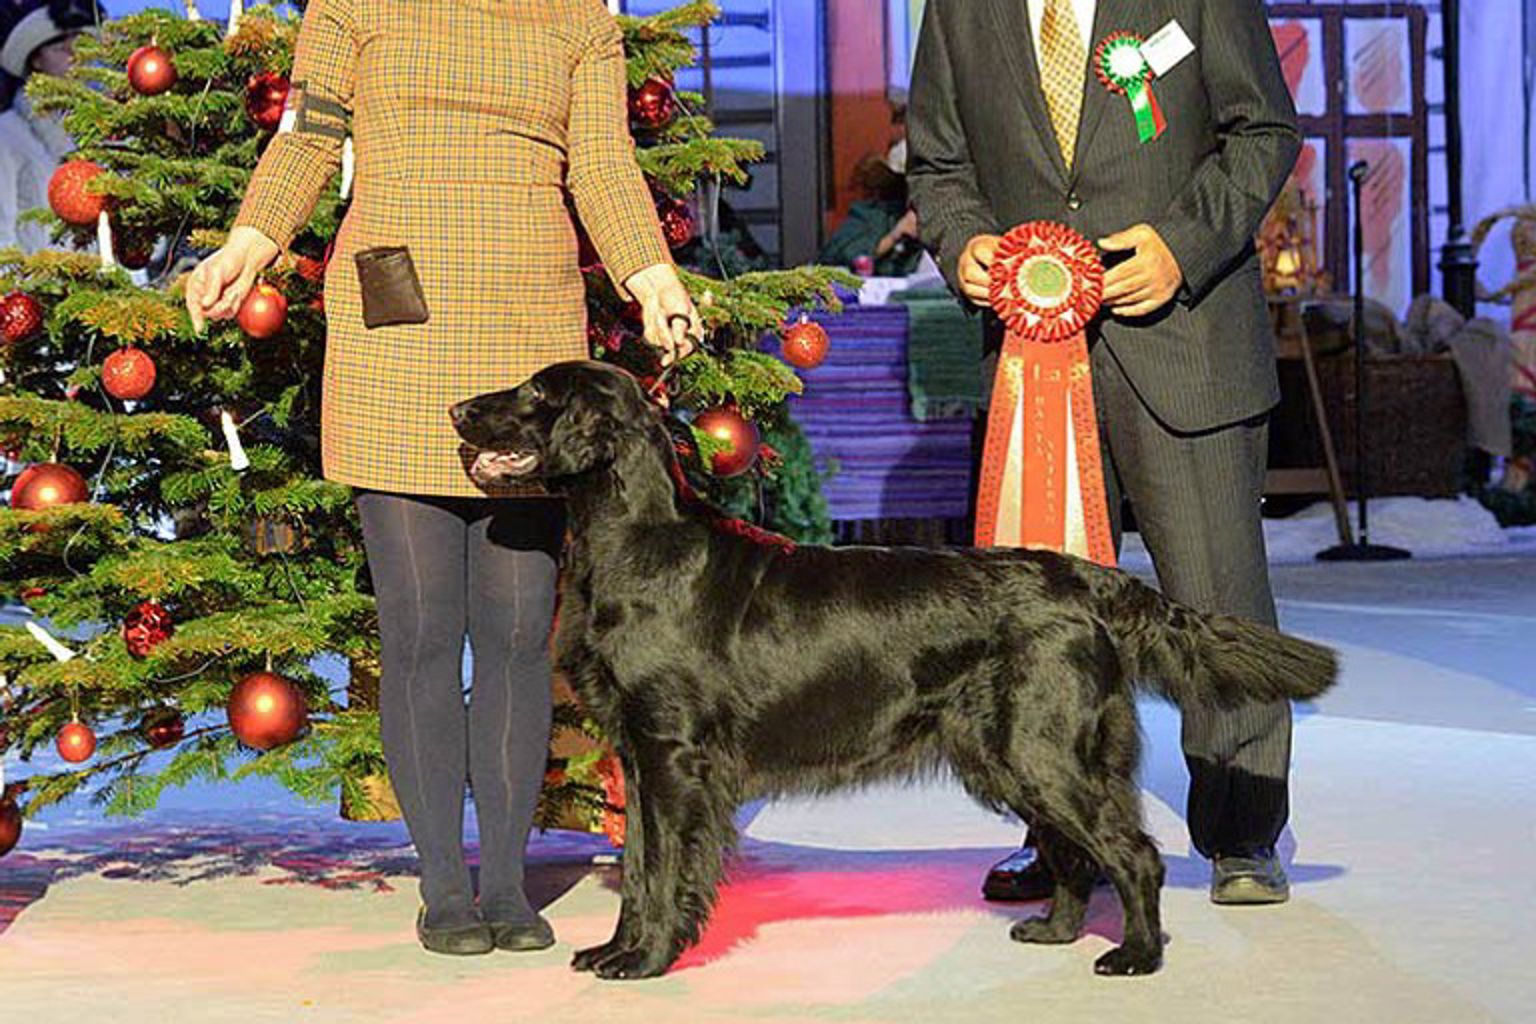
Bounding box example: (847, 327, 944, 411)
(572, 747, 655, 974)
(585, 741, 735, 981)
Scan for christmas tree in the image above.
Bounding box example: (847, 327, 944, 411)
(0, 0, 854, 851)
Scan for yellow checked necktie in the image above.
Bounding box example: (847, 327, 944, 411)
(1039, 0, 1087, 170)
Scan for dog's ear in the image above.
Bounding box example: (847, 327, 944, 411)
(544, 390, 618, 478)
(543, 367, 664, 479)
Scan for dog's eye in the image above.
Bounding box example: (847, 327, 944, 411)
(525, 381, 545, 403)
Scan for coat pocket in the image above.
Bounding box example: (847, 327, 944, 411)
(355, 246, 430, 328)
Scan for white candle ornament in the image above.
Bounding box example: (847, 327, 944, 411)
(25, 622, 77, 662)
(225, 0, 243, 38)
(221, 410, 249, 471)
(184, 0, 202, 21)
(340, 136, 355, 200)
(97, 211, 115, 270)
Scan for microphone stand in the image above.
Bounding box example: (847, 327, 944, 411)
(1318, 161, 1411, 562)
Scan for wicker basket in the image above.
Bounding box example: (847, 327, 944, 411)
(1273, 352, 1467, 498)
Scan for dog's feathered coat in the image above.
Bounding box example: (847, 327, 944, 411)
(450, 361, 1337, 980)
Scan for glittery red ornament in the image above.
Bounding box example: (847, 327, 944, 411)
(122, 600, 175, 658)
(1, 292, 43, 345)
(11, 462, 87, 511)
(657, 196, 695, 249)
(48, 160, 108, 227)
(0, 797, 21, 858)
(57, 721, 97, 763)
(694, 405, 760, 478)
(117, 231, 155, 270)
(140, 707, 185, 749)
(126, 44, 177, 96)
(20, 586, 45, 601)
(245, 72, 290, 132)
(227, 671, 308, 750)
(237, 283, 288, 338)
(628, 77, 676, 129)
(102, 346, 157, 401)
(780, 316, 830, 370)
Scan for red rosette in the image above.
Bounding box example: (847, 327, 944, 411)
(987, 221, 1104, 342)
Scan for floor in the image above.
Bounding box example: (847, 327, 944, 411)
(1, 554, 1533, 1023)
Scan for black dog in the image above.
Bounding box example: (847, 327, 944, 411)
(450, 361, 1337, 981)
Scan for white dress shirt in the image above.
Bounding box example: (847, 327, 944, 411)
(1026, 0, 1099, 55)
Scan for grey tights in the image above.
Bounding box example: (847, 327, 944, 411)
(355, 489, 563, 928)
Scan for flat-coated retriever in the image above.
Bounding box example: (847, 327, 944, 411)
(449, 360, 1336, 980)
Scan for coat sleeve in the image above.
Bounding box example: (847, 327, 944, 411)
(906, 0, 998, 300)
(567, 8, 672, 300)
(232, 0, 357, 250)
(1149, 0, 1302, 301)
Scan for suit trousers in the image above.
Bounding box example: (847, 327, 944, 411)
(972, 339, 1292, 858)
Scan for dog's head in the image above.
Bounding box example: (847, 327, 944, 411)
(450, 360, 664, 489)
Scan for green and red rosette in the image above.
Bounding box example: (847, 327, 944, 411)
(1095, 32, 1167, 144)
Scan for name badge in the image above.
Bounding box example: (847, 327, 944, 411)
(1141, 19, 1195, 79)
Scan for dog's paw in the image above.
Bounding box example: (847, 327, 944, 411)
(592, 946, 673, 981)
(1008, 916, 1079, 945)
(1093, 943, 1163, 977)
(571, 942, 617, 973)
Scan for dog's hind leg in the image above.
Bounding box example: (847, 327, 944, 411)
(1007, 824, 1096, 944)
(1006, 759, 1166, 977)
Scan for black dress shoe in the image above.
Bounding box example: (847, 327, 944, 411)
(982, 845, 1055, 902)
(416, 907, 495, 956)
(488, 915, 556, 952)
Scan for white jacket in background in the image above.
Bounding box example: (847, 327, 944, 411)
(0, 89, 73, 254)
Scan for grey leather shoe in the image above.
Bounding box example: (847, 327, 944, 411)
(488, 915, 556, 952)
(1211, 852, 1290, 905)
(416, 907, 495, 955)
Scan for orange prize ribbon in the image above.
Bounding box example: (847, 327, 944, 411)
(974, 221, 1115, 566)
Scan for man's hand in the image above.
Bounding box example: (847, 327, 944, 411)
(1099, 224, 1184, 318)
(959, 233, 1002, 305)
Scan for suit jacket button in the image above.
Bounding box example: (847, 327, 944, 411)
(1066, 193, 1083, 211)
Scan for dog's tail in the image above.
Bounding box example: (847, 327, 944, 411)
(1094, 573, 1338, 709)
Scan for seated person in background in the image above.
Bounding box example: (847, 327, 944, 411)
(819, 141, 923, 279)
(0, 0, 97, 253)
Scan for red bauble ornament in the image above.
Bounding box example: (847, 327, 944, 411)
(20, 586, 46, 601)
(126, 44, 177, 96)
(1, 292, 43, 345)
(117, 231, 156, 270)
(245, 73, 291, 131)
(140, 707, 185, 749)
(122, 600, 175, 658)
(237, 283, 288, 338)
(0, 797, 21, 858)
(628, 77, 676, 129)
(11, 462, 87, 511)
(780, 316, 830, 370)
(227, 671, 308, 750)
(102, 346, 157, 401)
(48, 160, 108, 227)
(657, 197, 695, 249)
(694, 405, 760, 478)
(57, 721, 97, 763)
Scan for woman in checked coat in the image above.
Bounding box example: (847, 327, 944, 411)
(185, 0, 700, 955)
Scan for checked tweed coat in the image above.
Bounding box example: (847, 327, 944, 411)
(234, 0, 671, 497)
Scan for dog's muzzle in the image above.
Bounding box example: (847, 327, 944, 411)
(468, 449, 540, 484)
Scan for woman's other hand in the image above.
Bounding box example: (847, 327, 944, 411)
(184, 226, 281, 334)
(624, 262, 701, 367)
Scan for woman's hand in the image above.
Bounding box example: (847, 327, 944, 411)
(877, 208, 920, 257)
(184, 226, 282, 334)
(623, 262, 701, 367)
